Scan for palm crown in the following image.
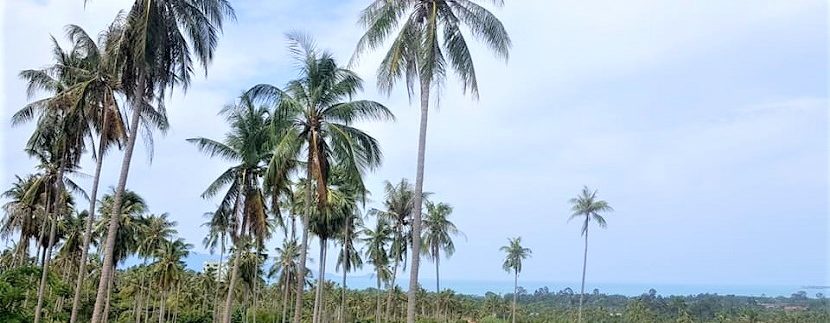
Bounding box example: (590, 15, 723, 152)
(569, 186, 614, 236)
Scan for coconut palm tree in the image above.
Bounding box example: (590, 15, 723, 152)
(368, 179, 428, 321)
(246, 33, 393, 323)
(53, 20, 132, 323)
(269, 239, 302, 323)
(152, 238, 192, 323)
(362, 217, 393, 323)
(336, 209, 363, 323)
(568, 186, 613, 323)
(89, 2, 235, 320)
(1, 174, 49, 266)
(15, 35, 93, 322)
(421, 201, 462, 294)
(188, 94, 273, 323)
(202, 208, 234, 320)
(353, 2, 511, 320)
(501, 237, 531, 323)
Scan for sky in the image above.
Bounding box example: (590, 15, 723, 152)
(1, 0, 828, 291)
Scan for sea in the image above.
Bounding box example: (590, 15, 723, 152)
(119, 253, 826, 298)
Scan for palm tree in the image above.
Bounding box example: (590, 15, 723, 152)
(568, 186, 613, 323)
(361, 218, 393, 323)
(202, 209, 233, 320)
(336, 209, 363, 323)
(152, 238, 192, 323)
(353, 1, 511, 320)
(246, 33, 393, 323)
(421, 201, 462, 294)
(269, 239, 302, 323)
(369, 179, 428, 321)
(189, 94, 273, 323)
(1, 174, 48, 266)
(14, 32, 93, 322)
(89, 2, 235, 321)
(501, 237, 531, 323)
(53, 20, 132, 323)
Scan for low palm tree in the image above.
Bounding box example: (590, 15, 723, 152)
(353, 1, 512, 319)
(152, 238, 192, 323)
(568, 186, 613, 323)
(501, 237, 531, 323)
(269, 239, 301, 323)
(421, 201, 462, 293)
(362, 217, 393, 323)
(337, 210, 364, 323)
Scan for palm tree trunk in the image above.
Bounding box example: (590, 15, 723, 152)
(512, 269, 517, 323)
(281, 272, 290, 323)
(375, 275, 382, 323)
(91, 78, 145, 323)
(222, 248, 243, 323)
(578, 225, 588, 323)
(312, 240, 325, 323)
(293, 166, 313, 323)
(214, 236, 225, 323)
(435, 251, 440, 320)
(103, 268, 114, 323)
(320, 245, 328, 322)
(340, 240, 347, 323)
(34, 159, 66, 323)
(71, 103, 111, 323)
(407, 75, 431, 323)
(159, 290, 167, 323)
(385, 247, 400, 322)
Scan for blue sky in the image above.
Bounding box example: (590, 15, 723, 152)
(2, 0, 827, 290)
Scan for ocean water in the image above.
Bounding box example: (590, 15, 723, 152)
(120, 253, 824, 298)
(334, 276, 817, 298)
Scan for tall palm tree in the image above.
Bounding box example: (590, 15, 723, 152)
(247, 33, 393, 323)
(189, 94, 272, 323)
(500, 237, 530, 323)
(54, 20, 132, 323)
(202, 209, 233, 320)
(421, 201, 462, 294)
(568, 186, 613, 323)
(14, 32, 92, 322)
(89, 2, 235, 321)
(361, 218, 393, 323)
(353, 2, 511, 320)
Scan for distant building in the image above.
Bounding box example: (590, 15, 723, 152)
(203, 261, 227, 282)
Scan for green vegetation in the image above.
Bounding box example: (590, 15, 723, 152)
(2, 1, 827, 323)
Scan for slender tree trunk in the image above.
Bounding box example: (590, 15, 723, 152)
(222, 248, 243, 323)
(312, 240, 326, 323)
(159, 290, 166, 323)
(293, 166, 313, 323)
(512, 269, 517, 323)
(578, 225, 589, 323)
(71, 103, 111, 323)
(320, 245, 328, 323)
(385, 247, 400, 322)
(340, 234, 348, 323)
(435, 250, 440, 320)
(281, 272, 290, 323)
(34, 160, 66, 323)
(375, 275, 382, 323)
(407, 75, 431, 323)
(214, 237, 225, 323)
(92, 78, 145, 323)
(103, 268, 114, 323)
